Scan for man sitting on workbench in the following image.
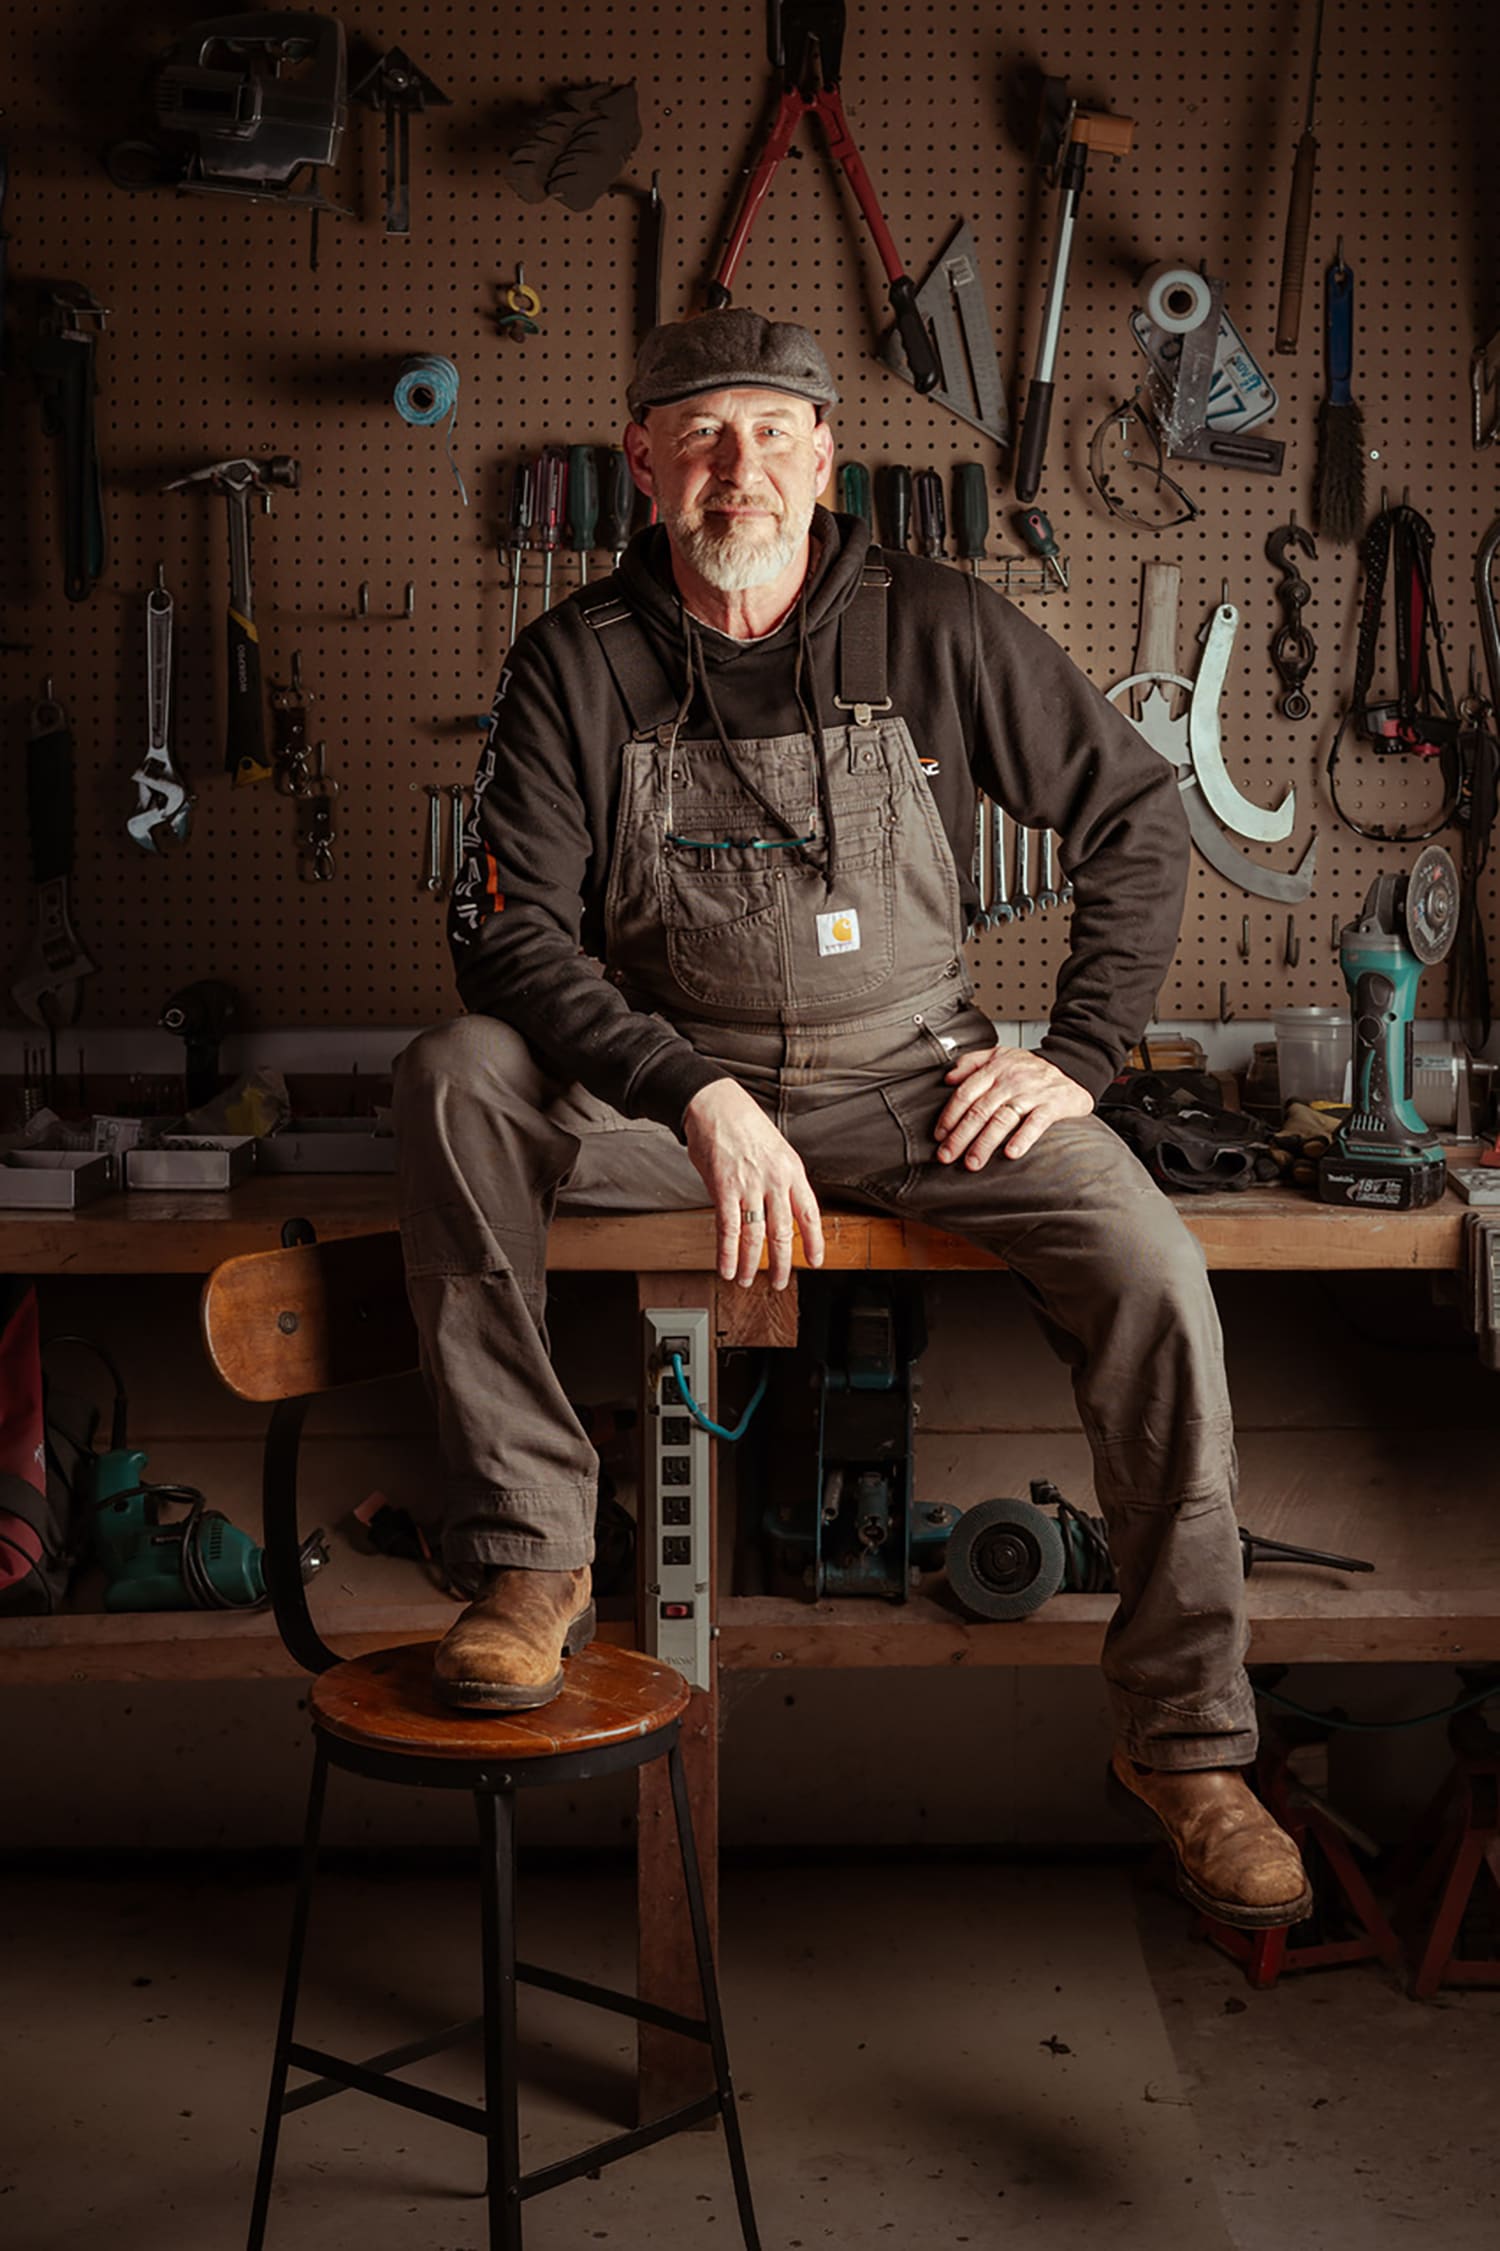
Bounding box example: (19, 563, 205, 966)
(394, 309, 1311, 1933)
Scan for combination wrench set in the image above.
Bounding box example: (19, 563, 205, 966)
(413, 779, 471, 897)
(969, 803, 1072, 932)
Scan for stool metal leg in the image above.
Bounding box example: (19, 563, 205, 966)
(247, 1742, 329, 2251)
(476, 1788, 523, 2251)
(667, 1741, 761, 2251)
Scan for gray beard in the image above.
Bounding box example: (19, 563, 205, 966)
(666, 500, 811, 591)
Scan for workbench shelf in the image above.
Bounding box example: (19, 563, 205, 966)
(0, 1174, 1491, 1687)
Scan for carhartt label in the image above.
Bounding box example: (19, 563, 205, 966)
(816, 907, 861, 955)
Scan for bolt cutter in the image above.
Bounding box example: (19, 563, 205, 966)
(705, 1, 939, 393)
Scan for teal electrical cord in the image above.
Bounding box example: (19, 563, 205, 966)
(668, 1352, 766, 1442)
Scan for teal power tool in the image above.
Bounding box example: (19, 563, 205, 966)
(945, 1481, 1374, 1622)
(1318, 843, 1460, 1210)
(55, 1337, 326, 1611)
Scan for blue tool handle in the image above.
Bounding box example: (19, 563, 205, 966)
(1326, 262, 1355, 406)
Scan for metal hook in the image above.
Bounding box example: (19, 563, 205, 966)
(1284, 916, 1300, 969)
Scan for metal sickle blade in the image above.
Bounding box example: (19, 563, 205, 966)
(1188, 604, 1297, 842)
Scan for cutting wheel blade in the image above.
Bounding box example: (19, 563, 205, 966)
(1405, 843, 1460, 965)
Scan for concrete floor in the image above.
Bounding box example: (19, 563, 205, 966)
(4, 1855, 1496, 2250)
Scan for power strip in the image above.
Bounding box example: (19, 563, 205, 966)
(641, 1307, 713, 1689)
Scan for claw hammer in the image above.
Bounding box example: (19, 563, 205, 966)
(164, 455, 298, 784)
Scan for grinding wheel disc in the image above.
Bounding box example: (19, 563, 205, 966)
(1405, 843, 1460, 965)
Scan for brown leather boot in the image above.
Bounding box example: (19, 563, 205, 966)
(432, 1566, 595, 1712)
(1108, 1747, 1314, 1929)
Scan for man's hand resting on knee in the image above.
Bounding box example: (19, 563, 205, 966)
(683, 1080, 825, 1290)
(936, 1047, 1094, 1167)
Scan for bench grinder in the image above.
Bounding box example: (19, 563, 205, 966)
(1318, 843, 1459, 1210)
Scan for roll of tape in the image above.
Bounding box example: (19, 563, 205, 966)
(394, 354, 460, 426)
(392, 355, 469, 506)
(1139, 263, 1214, 335)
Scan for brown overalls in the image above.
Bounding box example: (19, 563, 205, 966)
(395, 564, 1256, 1770)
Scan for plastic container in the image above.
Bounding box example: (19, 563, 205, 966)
(1272, 1008, 1351, 1105)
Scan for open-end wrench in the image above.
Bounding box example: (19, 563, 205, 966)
(973, 797, 992, 928)
(424, 783, 444, 893)
(990, 801, 1015, 923)
(1037, 830, 1060, 912)
(1014, 824, 1036, 916)
(128, 569, 193, 850)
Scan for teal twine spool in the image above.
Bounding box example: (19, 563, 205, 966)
(393, 354, 469, 506)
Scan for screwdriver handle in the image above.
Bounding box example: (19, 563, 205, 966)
(875, 465, 912, 552)
(567, 445, 599, 553)
(1015, 506, 1058, 560)
(952, 463, 989, 565)
(914, 468, 947, 559)
(837, 461, 873, 530)
(507, 456, 535, 541)
(536, 447, 568, 551)
(597, 446, 635, 558)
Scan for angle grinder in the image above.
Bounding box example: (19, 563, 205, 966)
(1317, 843, 1460, 1210)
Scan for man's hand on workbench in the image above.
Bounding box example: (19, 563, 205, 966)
(683, 1079, 825, 1289)
(936, 1046, 1093, 1166)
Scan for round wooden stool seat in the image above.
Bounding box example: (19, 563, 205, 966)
(309, 1638, 691, 1762)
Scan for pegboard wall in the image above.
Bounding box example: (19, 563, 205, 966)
(2, 0, 1497, 1035)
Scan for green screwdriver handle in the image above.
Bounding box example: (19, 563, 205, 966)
(568, 445, 599, 555)
(837, 461, 873, 530)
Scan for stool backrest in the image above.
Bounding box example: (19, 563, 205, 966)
(201, 1230, 417, 1402)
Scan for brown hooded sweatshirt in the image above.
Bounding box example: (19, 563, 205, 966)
(448, 505, 1187, 1134)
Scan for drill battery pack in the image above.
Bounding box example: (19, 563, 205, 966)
(1316, 1146, 1447, 1209)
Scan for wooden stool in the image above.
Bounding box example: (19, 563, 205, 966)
(202, 1230, 761, 2251)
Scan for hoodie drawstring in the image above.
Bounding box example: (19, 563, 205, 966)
(682, 591, 839, 898)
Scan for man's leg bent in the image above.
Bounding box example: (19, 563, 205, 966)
(393, 1015, 706, 1582)
(799, 1089, 1255, 1771)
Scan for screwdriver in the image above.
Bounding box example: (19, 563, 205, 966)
(837, 461, 873, 531)
(597, 446, 635, 568)
(874, 464, 912, 552)
(952, 463, 990, 577)
(1014, 505, 1068, 590)
(568, 444, 599, 585)
(536, 445, 569, 611)
(914, 468, 947, 561)
(505, 456, 534, 647)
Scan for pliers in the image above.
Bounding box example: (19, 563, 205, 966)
(705, 1, 939, 393)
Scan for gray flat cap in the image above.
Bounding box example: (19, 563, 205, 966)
(628, 308, 839, 420)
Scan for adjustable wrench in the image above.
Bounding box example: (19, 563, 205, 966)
(128, 569, 193, 850)
(163, 454, 299, 785)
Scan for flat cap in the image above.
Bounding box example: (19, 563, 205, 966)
(627, 308, 839, 420)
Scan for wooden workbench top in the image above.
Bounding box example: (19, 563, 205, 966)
(0, 1168, 1473, 1274)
